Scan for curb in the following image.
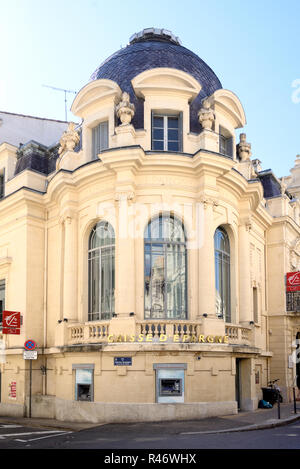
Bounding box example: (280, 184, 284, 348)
(180, 414, 300, 435)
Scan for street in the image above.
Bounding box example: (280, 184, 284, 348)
(0, 419, 300, 450)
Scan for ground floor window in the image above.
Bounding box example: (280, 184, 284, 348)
(73, 365, 94, 402)
(154, 363, 186, 403)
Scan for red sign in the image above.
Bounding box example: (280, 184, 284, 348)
(9, 381, 16, 399)
(286, 272, 300, 292)
(24, 339, 37, 351)
(2, 311, 21, 335)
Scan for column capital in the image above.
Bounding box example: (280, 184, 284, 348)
(239, 216, 252, 231)
(199, 195, 219, 210)
(59, 208, 78, 225)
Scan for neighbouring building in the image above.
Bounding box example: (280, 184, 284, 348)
(0, 28, 299, 423)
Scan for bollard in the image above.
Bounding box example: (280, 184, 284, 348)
(293, 387, 297, 414)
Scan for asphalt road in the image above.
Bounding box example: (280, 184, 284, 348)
(0, 419, 300, 450)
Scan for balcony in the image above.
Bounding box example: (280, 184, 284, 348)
(225, 323, 253, 347)
(66, 319, 254, 348)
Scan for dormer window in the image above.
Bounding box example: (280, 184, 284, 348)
(152, 113, 182, 152)
(219, 126, 233, 158)
(92, 121, 108, 159)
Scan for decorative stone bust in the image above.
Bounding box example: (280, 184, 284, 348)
(58, 122, 80, 155)
(116, 92, 135, 125)
(198, 99, 215, 130)
(237, 133, 251, 161)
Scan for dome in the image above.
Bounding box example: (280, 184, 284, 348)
(90, 28, 222, 133)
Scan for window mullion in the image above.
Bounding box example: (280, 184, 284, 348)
(99, 247, 102, 320)
(164, 116, 168, 151)
(164, 243, 167, 318)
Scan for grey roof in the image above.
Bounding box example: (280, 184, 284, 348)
(90, 34, 222, 133)
(0, 111, 69, 148)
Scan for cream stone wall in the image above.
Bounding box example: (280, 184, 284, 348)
(0, 66, 299, 422)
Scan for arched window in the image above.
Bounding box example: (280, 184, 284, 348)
(88, 221, 115, 321)
(144, 214, 187, 319)
(214, 227, 231, 322)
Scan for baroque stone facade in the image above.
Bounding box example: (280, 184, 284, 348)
(0, 28, 299, 423)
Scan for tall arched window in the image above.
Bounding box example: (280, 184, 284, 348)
(88, 221, 115, 321)
(214, 227, 231, 322)
(144, 214, 187, 319)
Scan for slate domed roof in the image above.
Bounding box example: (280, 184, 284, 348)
(90, 28, 222, 134)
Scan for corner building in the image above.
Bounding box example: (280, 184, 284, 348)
(0, 29, 299, 423)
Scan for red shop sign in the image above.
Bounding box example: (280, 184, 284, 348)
(2, 311, 21, 335)
(286, 272, 300, 292)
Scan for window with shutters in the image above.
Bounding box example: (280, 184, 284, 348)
(92, 121, 108, 159)
(152, 113, 183, 152)
(219, 126, 233, 158)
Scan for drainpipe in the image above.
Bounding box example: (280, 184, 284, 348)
(264, 229, 269, 385)
(42, 210, 48, 395)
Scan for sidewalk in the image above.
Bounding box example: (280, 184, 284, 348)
(0, 403, 299, 434)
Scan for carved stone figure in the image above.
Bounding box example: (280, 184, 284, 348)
(198, 99, 215, 130)
(237, 133, 251, 161)
(58, 122, 80, 155)
(280, 177, 287, 196)
(116, 92, 135, 125)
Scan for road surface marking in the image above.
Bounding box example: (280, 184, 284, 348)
(15, 431, 71, 443)
(0, 430, 70, 438)
(0, 425, 22, 429)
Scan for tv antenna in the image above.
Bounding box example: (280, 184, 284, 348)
(42, 85, 77, 121)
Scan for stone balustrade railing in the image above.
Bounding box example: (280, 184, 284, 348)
(68, 322, 110, 344)
(225, 324, 253, 346)
(137, 320, 202, 339)
(67, 320, 254, 346)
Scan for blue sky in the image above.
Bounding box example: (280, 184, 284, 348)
(0, 0, 299, 177)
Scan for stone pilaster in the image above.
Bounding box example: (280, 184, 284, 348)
(61, 210, 78, 322)
(238, 219, 252, 324)
(198, 199, 216, 317)
(114, 191, 136, 318)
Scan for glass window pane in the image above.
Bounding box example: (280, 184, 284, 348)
(153, 116, 164, 128)
(150, 252, 165, 318)
(166, 244, 186, 319)
(75, 369, 93, 401)
(153, 140, 164, 151)
(162, 216, 185, 242)
(168, 129, 178, 141)
(100, 247, 115, 319)
(145, 251, 151, 315)
(144, 216, 186, 320)
(214, 227, 231, 321)
(168, 141, 179, 152)
(88, 223, 115, 321)
(92, 121, 108, 159)
(153, 128, 164, 140)
(89, 221, 115, 249)
(168, 117, 179, 129)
